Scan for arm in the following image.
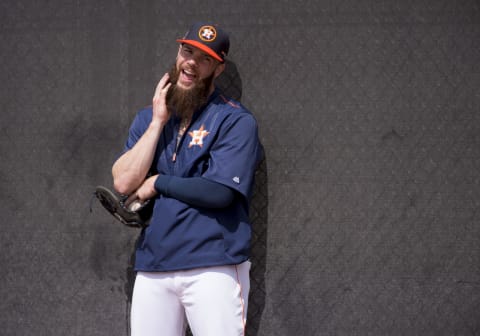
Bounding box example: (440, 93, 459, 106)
(154, 175, 235, 208)
(112, 73, 172, 195)
(124, 174, 235, 209)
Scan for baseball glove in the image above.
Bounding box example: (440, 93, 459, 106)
(93, 185, 153, 228)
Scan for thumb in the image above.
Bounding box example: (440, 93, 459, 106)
(124, 193, 139, 208)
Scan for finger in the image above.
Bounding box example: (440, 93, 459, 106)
(154, 73, 170, 97)
(124, 193, 138, 207)
(153, 83, 172, 108)
(161, 82, 172, 97)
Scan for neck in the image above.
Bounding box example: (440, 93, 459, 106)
(208, 83, 216, 97)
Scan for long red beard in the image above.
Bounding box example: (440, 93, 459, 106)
(166, 65, 213, 119)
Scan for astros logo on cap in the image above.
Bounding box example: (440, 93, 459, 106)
(198, 25, 217, 42)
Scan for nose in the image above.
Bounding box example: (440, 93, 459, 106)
(186, 55, 200, 67)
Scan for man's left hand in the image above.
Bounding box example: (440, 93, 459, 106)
(125, 175, 159, 207)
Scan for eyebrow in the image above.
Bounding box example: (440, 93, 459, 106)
(182, 45, 213, 60)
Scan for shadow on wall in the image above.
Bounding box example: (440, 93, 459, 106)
(218, 60, 269, 335)
(247, 155, 268, 336)
(216, 59, 243, 101)
(123, 60, 268, 336)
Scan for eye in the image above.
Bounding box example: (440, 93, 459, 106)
(181, 46, 193, 55)
(202, 55, 214, 65)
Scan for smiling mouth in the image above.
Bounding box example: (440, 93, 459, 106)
(181, 68, 196, 82)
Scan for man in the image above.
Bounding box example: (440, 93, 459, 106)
(112, 22, 262, 336)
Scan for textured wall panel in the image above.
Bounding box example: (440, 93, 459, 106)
(1, 1, 479, 335)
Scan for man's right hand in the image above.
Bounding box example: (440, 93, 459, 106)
(112, 74, 172, 195)
(152, 73, 173, 126)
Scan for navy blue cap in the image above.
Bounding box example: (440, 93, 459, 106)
(177, 22, 230, 63)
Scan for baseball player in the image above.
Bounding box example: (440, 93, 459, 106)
(112, 22, 263, 336)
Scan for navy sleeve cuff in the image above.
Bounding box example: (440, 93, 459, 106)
(154, 174, 172, 196)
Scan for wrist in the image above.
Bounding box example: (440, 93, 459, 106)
(148, 118, 166, 131)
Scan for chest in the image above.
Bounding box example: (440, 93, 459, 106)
(156, 113, 221, 175)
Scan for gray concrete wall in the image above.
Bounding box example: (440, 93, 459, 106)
(1, 1, 479, 335)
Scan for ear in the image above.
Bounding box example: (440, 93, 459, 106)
(213, 63, 226, 79)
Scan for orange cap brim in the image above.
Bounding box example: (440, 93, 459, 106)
(177, 39, 224, 63)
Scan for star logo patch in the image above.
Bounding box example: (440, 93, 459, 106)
(198, 26, 217, 42)
(188, 125, 210, 147)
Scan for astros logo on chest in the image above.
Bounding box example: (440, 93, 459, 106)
(188, 125, 209, 147)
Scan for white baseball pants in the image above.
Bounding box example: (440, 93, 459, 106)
(130, 261, 251, 336)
